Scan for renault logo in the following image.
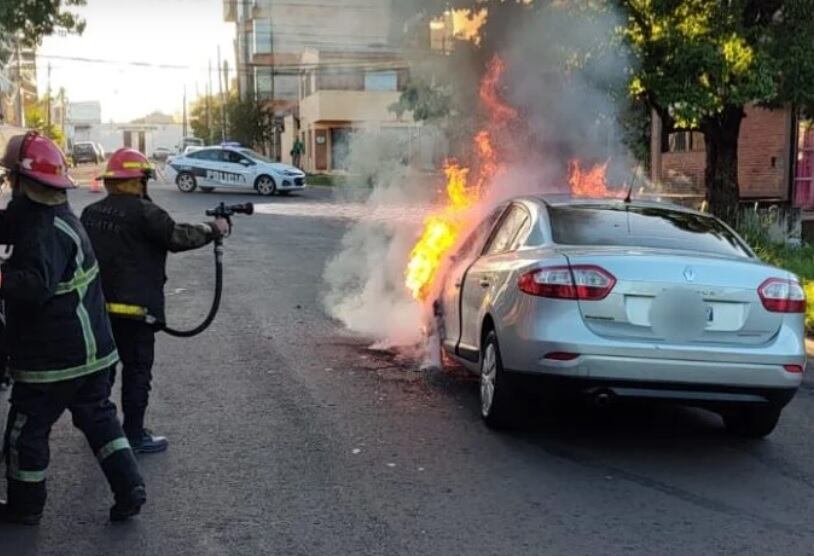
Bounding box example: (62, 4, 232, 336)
(683, 266, 696, 282)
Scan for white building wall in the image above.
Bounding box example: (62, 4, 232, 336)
(69, 123, 184, 155)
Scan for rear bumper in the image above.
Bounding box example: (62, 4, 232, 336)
(505, 372, 799, 409)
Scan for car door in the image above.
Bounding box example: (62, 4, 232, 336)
(183, 149, 221, 186)
(218, 150, 256, 189)
(458, 204, 531, 359)
(440, 207, 505, 356)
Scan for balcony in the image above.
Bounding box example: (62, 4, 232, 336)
(300, 89, 406, 124)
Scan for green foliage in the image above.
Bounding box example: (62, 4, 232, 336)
(389, 80, 451, 121)
(620, 1, 814, 128)
(0, 0, 86, 46)
(189, 93, 273, 148)
(24, 98, 64, 146)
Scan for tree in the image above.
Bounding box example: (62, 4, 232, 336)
(621, 0, 814, 224)
(189, 93, 272, 149)
(1, 0, 86, 46)
(24, 97, 64, 146)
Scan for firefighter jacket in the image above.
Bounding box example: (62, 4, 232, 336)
(0, 195, 119, 384)
(80, 194, 216, 325)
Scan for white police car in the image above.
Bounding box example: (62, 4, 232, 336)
(168, 144, 307, 196)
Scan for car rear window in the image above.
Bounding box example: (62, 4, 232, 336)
(74, 144, 94, 153)
(548, 205, 752, 258)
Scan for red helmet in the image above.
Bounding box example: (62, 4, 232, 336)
(1, 131, 75, 189)
(102, 148, 155, 180)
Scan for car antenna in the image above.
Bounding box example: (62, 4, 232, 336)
(623, 182, 633, 204)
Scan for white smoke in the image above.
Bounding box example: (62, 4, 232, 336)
(322, 1, 638, 350)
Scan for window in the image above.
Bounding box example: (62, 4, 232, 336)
(253, 19, 271, 54)
(667, 131, 704, 153)
(548, 205, 751, 258)
(794, 117, 814, 208)
(188, 149, 221, 161)
(364, 71, 398, 92)
(224, 150, 251, 164)
(255, 67, 273, 100)
(483, 205, 530, 256)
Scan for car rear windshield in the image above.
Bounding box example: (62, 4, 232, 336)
(548, 205, 752, 258)
(74, 144, 94, 152)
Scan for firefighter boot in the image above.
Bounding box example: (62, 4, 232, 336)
(0, 500, 42, 526)
(128, 429, 168, 454)
(110, 485, 147, 522)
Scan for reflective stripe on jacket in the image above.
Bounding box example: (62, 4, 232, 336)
(0, 196, 118, 383)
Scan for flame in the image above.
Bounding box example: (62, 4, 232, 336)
(404, 55, 515, 302)
(404, 162, 475, 300)
(568, 159, 610, 197)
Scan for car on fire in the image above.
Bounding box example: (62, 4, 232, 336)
(435, 195, 806, 437)
(167, 145, 306, 195)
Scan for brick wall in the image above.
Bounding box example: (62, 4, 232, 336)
(657, 105, 791, 199)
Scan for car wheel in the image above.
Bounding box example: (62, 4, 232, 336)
(481, 330, 517, 429)
(723, 406, 781, 438)
(176, 172, 197, 193)
(200, 187, 215, 193)
(256, 175, 276, 196)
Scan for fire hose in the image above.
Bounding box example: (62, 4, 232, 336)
(162, 201, 254, 337)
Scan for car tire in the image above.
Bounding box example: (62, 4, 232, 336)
(176, 172, 197, 193)
(480, 330, 517, 429)
(255, 175, 276, 196)
(723, 406, 781, 438)
(200, 187, 215, 193)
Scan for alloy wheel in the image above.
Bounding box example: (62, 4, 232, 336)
(481, 343, 497, 417)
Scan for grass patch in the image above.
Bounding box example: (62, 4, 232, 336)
(306, 174, 350, 187)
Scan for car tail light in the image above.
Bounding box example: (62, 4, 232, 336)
(758, 278, 806, 313)
(784, 364, 804, 374)
(518, 265, 616, 300)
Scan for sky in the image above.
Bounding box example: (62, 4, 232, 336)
(38, 0, 235, 123)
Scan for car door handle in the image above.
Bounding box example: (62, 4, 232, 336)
(479, 279, 491, 288)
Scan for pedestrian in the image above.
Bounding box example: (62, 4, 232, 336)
(291, 137, 304, 169)
(0, 132, 145, 525)
(81, 149, 229, 454)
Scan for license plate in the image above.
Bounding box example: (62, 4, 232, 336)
(705, 305, 714, 322)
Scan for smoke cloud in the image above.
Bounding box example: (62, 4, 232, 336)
(323, 1, 638, 351)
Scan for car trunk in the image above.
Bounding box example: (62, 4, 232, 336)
(560, 247, 788, 347)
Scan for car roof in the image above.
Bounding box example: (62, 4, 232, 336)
(527, 194, 708, 218)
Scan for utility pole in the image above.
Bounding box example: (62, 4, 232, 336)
(182, 85, 187, 138)
(207, 59, 213, 144)
(217, 46, 227, 142)
(14, 40, 24, 127)
(46, 62, 52, 130)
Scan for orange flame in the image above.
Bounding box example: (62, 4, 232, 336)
(568, 159, 611, 197)
(404, 162, 475, 300)
(404, 55, 515, 301)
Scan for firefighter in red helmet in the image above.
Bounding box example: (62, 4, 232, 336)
(0, 132, 145, 525)
(81, 149, 228, 454)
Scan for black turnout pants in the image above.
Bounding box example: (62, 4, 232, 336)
(110, 318, 156, 440)
(3, 367, 143, 515)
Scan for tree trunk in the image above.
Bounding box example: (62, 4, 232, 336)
(701, 106, 744, 226)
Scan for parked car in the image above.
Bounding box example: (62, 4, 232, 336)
(151, 146, 173, 162)
(72, 142, 100, 165)
(436, 195, 806, 437)
(168, 145, 306, 195)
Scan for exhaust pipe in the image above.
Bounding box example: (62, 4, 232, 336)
(593, 389, 614, 408)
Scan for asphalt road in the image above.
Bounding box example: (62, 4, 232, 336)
(4, 176, 814, 555)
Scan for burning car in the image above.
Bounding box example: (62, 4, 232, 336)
(433, 195, 806, 437)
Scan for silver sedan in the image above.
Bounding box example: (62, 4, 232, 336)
(436, 196, 806, 437)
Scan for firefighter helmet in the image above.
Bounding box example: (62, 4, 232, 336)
(102, 148, 155, 180)
(0, 131, 76, 189)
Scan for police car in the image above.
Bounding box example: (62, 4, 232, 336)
(168, 144, 307, 196)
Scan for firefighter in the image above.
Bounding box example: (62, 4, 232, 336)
(81, 149, 228, 454)
(0, 132, 145, 525)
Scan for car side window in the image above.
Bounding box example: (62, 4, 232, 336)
(456, 207, 505, 261)
(224, 150, 251, 165)
(188, 149, 216, 161)
(483, 205, 529, 256)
